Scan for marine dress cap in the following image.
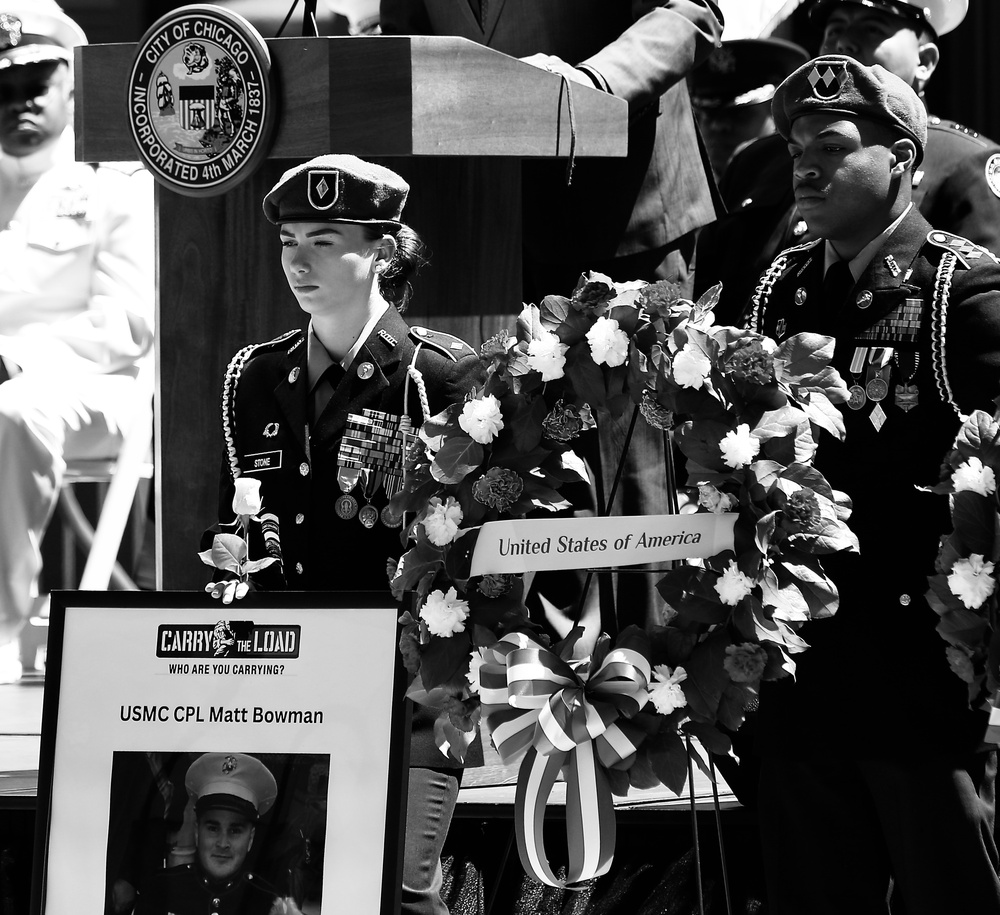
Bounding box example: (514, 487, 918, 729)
(808, 0, 968, 38)
(186, 752, 278, 820)
(772, 55, 927, 165)
(0, 2, 87, 71)
(263, 154, 409, 226)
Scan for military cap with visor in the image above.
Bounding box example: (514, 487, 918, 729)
(185, 752, 278, 821)
(691, 38, 809, 112)
(772, 54, 928, 165)
(263, 154, 409, 226)
(808, 0, 969, 38)
(0, 1, 87, 71)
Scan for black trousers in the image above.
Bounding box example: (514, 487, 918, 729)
(758, 751, 1000, 915)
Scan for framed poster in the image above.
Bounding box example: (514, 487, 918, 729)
(32, 591, 410, 915)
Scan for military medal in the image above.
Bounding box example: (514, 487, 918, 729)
(895, 383, 919, 412)
(894, 351, 920, 413)
(335, 466, 360, 518)
(358, 503, 379, 528)
(847, 347, 867, 410)
(335, 494, 358, 519)
(865, 375, 889, 402)
(380, 503, 403, 528)
(863, 348, 893, 431)
(869, 403, 887, 432)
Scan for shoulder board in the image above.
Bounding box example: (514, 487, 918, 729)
(925, 229, 1000, 268)
(927, 117, 992, 149)
(245, 328, 303, 360)
(775, 237, 822, 259)
(409, 325, 476, 362)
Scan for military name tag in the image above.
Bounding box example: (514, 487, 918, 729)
(245, 450, 282, 472)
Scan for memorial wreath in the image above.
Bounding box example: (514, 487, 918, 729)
(388, 273, 859, 796)
(922, 406, 1000, 709)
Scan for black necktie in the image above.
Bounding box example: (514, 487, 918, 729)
(312, 363, 345, 422)
(822, 259, 854, 310)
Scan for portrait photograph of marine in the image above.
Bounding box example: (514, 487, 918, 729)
(105, 751, 330, 915)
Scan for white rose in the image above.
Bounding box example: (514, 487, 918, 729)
(526, 332, 569, 381)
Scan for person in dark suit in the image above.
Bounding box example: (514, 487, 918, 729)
(695, 0, 1000, 324)
(206, 155, 484, 915)
(380, 0, 725, 637)
(750, 54, 1000, 914)
(380, 0, 723, 298)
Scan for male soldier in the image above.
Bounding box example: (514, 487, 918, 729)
(689, 37, 808, 180)
(134, 753, 298, 915)
(0, 2, 153, 681)
(696, 0, 1000, 323)
(750, 54, 1000, 914)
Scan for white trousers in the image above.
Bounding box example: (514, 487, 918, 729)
(0, 372, 136, 645)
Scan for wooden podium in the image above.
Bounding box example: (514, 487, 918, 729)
(75, 35, 627, 588)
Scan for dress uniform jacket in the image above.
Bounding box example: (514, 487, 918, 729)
(216, 306, 484, 767)
(134, 863, 278, 915)
(379, 0, 725, 264)
(748, 207, 1000, 758)
(0, 129, 153, 375)
(696, 116, 1000, 324)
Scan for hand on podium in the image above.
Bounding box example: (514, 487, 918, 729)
(520, 52, 599, 88)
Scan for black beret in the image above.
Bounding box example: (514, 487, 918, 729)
(263, 154, 409, 226)
(772, 55, 927, 165)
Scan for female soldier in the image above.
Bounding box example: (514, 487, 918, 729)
(208, 155, 483, 915)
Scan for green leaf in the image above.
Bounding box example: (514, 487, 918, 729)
(682, 632, 731, 720)
(242, 557, 278, 574)
(647, 732, 690, 796)
(772, 333, 836, 382)
(952, 491, 997, 557)
(716, 683, 754, 732)
(420, 629, 473, 689)
(431, 435, 484, 485)
(566, 345, 607, 412)
(656, 567, 731, 625)
(210, 533, 247, 574)
(956, 409, 1000, 467)
(682, 720, 733, 756)
(936, 607, 990, 651)
(801, 389, 847, 440)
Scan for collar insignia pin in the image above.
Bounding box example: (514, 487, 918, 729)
(357, 362, 375, 380)
(263, 422, 279, 438)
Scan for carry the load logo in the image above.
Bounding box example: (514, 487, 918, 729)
(156, 620, 300, 659)
(127, 5, 276, 196)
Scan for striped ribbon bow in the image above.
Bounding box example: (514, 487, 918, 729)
(480, 627, 652, 887)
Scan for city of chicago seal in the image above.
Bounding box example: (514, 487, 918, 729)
(127, 5, 277, 196)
